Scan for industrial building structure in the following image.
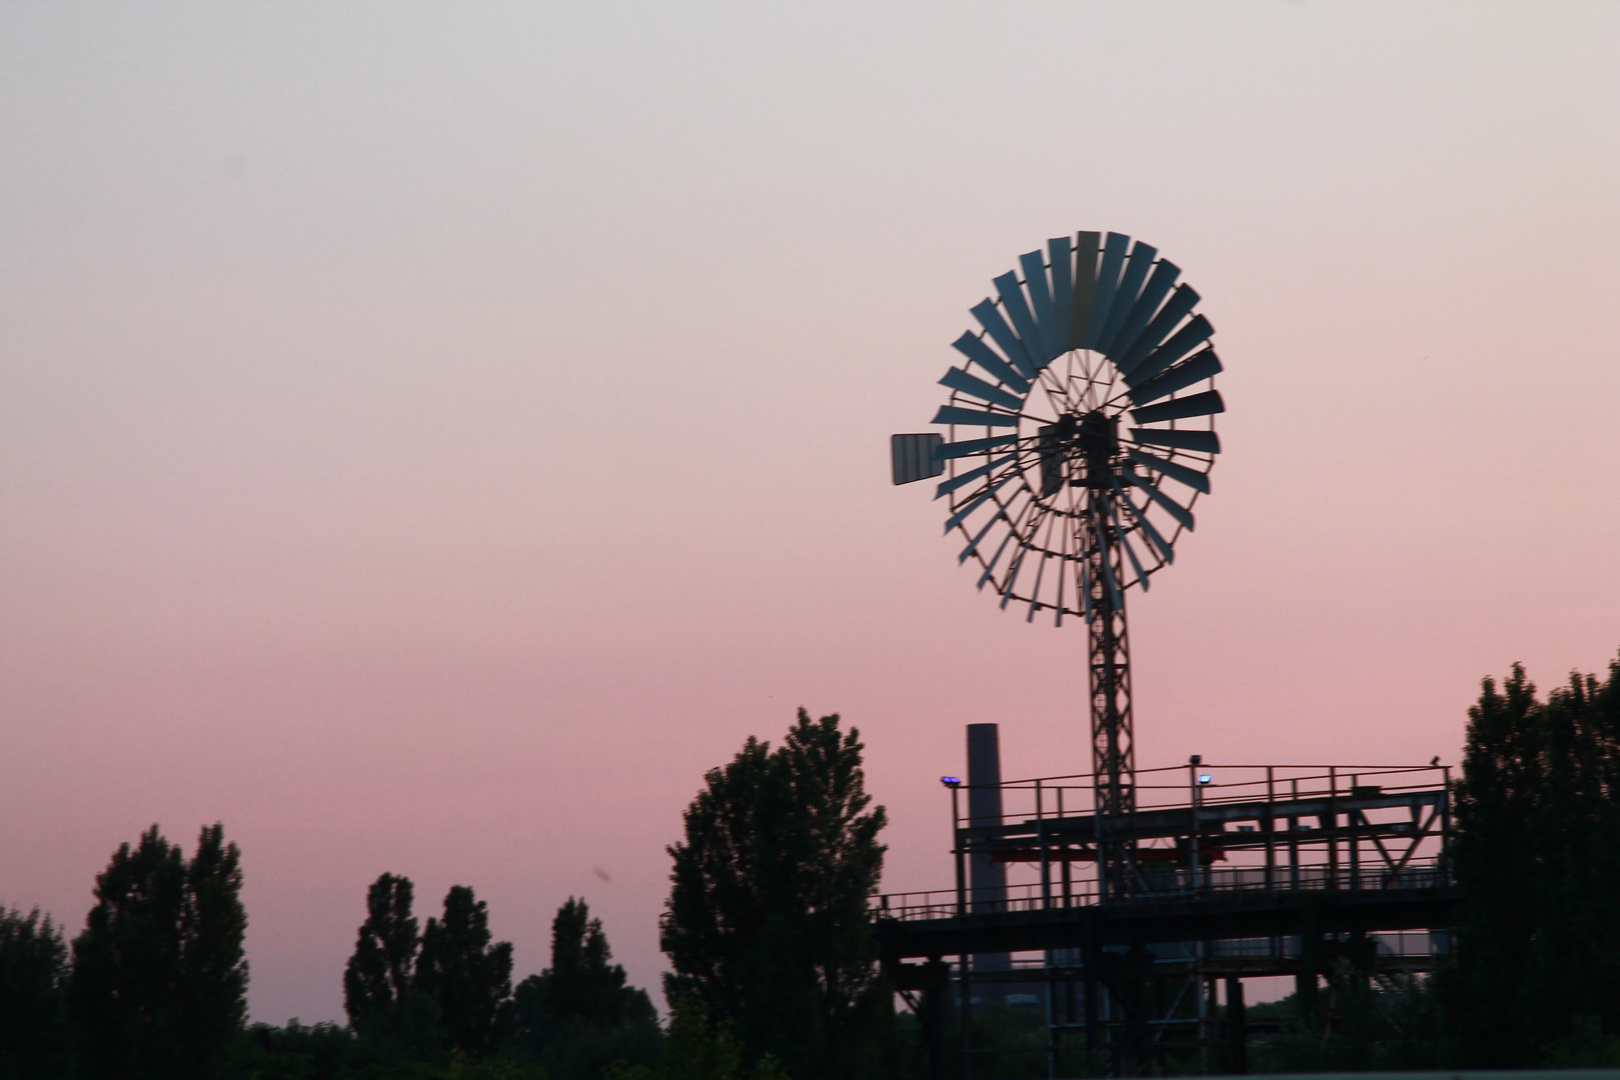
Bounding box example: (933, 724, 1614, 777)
(872, 725, 1460, 1077)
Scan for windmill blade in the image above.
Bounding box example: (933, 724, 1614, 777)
(951, 332, 1031, 394)
(1025, 553, 1049, 622)
(1000, 505, 1047, 608)
(1117, 284, 1200, 374)
(972, 508, 1023, 582)
(1110, 475, 1175, 562)
(940, 367, 1024, 411)
(1130, 427, 1221, 454)
(1070, 231, 1100, 351)
(1128, 349, 1223, 406)
(1048, 236, 1074, 354)
(1109, 475, 1172, 566)
(1130, 389, 1225, 425)
(1111, 503, 1152, 590)
(976, 494, 1036, 582)
(993, 272, 1047, 372)
(1126, 447, 1211, 494)
(1108, 260, 1179, 365)
(936, 434, 1018, 460)
(971, 299, 1038, 380)
(1081, 232, 1130, 350)
(959, 507, 1008, 563)
(977, 523, 1017, 584)
(1125, 315, 1214, 387)
(1135, 511, 1174, 564)
(997, 501, 1049, 608)
(1097, 241, 1157, 357)
(935, 452, 1018, 499)
(1019, 252, 1061, 362)
(932, 405, 1020, 428)
(944, 474, 1018, 532)
(999, 544, 1027, 608)
(1125, 472, 1197, 530)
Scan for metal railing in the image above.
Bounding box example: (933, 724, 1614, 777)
(872, 857, 1450, 922)
(960, 761, 1451, 823)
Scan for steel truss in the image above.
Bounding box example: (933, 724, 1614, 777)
(876, 762, 1459, 1078)
(1086, 522, 1134, 900)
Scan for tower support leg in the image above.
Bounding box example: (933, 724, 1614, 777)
(1086, 524, 1135, 896)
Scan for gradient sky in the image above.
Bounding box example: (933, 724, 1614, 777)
(2, 1, 1617, 1026)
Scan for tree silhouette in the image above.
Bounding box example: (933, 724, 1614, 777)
(543, 897, 641, 1028)
(344, 872, 431, 1042)
(70, 823, 247, 1080)
(662, 709, 891, 1080)
(515, 897, 659, 1078)
(0, 907, 70, 1080)
(1447, 655, 1620, 1066)
(417, 885, 514, 1055)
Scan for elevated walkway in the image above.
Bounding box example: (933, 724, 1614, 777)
(869, 761, 1459, 1076)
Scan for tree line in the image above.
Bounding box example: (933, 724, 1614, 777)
(8, 671, 1620, 1078)
(0, 827, 676, 1080)
(0, 709, 897, 1080)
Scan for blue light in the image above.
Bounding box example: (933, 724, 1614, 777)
(1198, 774, 1213, 785)
(941, 776, 961, 787)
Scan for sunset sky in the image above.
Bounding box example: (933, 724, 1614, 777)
(3, 2, 1617, 1025)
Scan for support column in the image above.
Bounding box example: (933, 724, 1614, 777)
(1225, 975, 1248, 1074)
(1296, 895, 1320, 1029)
(1082, 917, 1101, 1069)
(966, 724, 1009, 1005)
(919, 958, 951, 1080)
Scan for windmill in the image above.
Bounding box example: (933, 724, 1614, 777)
(892, 231, 1222, 896)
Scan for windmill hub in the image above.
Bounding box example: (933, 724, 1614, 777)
(1075, 410, 1119, 490)
(1039, 411, 1118, 494)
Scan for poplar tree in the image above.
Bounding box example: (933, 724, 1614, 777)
(417, 885, 515, 1055)
(0, 907, 70, 1080)
(70, 823, 247, 1080)
(515, 897, 659, 1077)
(662, 709, 891, 1080)
(343, 873, 426, 1036)
(542, 897, 646, 1029)
(1448, 655, 1620, 1065)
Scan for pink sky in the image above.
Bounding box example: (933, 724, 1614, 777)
(2, 2, 1617, 1025)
